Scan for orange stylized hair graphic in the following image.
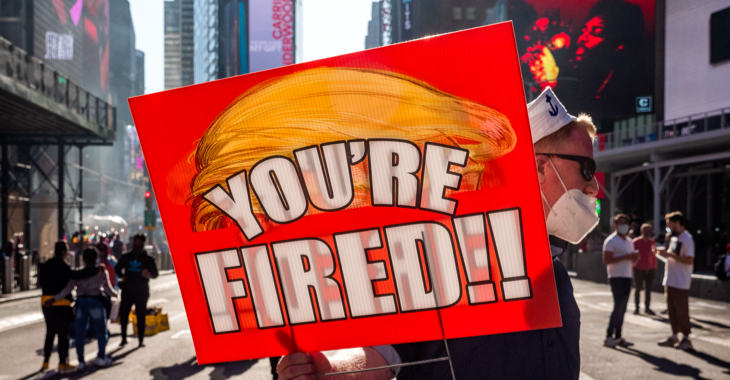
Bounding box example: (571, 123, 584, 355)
(189, 67, 516, 232)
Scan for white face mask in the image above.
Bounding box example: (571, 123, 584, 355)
(617, 224, 630, 235)
(541, 159, 599, 244)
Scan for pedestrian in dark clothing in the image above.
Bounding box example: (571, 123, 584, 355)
(38, 241, 77, 373)
(270, 357, 281, 380)
(115, 234, 158, 347)
(111, 234, 125, 261)
(46, 247, 117, 369)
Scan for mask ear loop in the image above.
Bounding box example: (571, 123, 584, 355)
(547, 158, 571, 199)
(541, 191, 558, 217)
(540, 157, 564, 217)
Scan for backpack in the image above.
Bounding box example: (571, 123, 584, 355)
(714, 254, 729, 281)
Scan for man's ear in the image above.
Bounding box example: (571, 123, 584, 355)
(535, 155, 549, 184)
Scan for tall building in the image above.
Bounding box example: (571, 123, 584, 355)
(181, 0, 195, 86)
(194, 0, 301, 84)
(0, 0, 146, 252)
(165, 0, 194, 90)
(135, 50, 146, 95)
(365, 1, 382, 49)
(194, 0, 219, 83)
(165, 0, 182, 89)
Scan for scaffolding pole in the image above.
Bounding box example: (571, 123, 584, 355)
(78, 146, 84, 245)
(58, 142, 64, 241)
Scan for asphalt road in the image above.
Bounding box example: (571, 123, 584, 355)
(0, 273, 728, 380)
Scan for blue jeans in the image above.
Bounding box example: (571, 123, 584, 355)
(75, 297, 109, 362)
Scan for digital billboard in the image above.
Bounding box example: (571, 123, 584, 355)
(35, 0, 110, 97)
(248, 0, 295, 73)
(508, 0, 655, 120)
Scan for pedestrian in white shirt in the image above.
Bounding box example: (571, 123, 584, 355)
(657, 211, 695, 350)
(602, 214, 638, 348)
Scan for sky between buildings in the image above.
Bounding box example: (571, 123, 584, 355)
(129, 0, 375, 95)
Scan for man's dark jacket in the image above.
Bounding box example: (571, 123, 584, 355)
(39, 257, 73, 303)
(114, 250, 159, 293)
(392, 257, 580, 380)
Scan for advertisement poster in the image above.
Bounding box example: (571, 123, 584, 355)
(129, 22, 561, 364)
(248, 0, 295, 73)
(36, 0, 110, 96)
(509, 0, 655, 119)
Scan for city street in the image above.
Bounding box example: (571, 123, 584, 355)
(0, 273, 728, 380)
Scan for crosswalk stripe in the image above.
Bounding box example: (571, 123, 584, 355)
(696, 336, 730, 348)
(579, 372, 597, 380)
(0, 311, 44, 332)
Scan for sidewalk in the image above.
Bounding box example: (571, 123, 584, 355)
(0, 269, 175, 304)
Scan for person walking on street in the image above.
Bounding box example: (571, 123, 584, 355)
(276, 87, 598, 380)
(602, 214, 638, 348)
(657, 211, 695, 350)
(45, 247, 118, 369)
(633, 223, 657, 315)
(111, 234, 125, 261)
(38, 242, 76, 373)
(97, 242, 118, 289)
(115, 234, 159, 347)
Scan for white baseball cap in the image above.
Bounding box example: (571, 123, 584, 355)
(527, 87, 576, 144)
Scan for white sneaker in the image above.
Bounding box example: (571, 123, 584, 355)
(604, 337, 615, 348)
(613, 338, 634, 347)
(94, 357, 113, 367)
(677, 338, 694, 350)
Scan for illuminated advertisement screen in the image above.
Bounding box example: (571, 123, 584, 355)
(34, 0, 110, 96)
(248, 0, 295, 73)
(509, 0, 655, 120)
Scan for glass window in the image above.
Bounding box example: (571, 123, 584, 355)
(453, 7, 463, 20)
(466, 7, 476, 20)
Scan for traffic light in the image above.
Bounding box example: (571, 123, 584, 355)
(145, 190, 153, 209)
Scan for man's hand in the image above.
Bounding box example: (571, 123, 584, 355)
(277, 353, 325, 380)
(277, 348, 392, 380)
(43, 299, 55, 307)
(628, 252, 639, 262)
(141, 269, 152, 279)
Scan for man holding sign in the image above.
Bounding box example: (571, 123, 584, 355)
(129, 23, 598, 380)
(277, 88, 599, 380)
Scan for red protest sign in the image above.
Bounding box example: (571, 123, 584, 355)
(129, 22, 561, 364)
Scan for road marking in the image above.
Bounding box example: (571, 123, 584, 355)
(575, 300, 612, 312)
(574, 292, 613, 298)
(151, 280, 179, 292)
(0, 278, 179, 334)
(579, 372, 596, 380)
(148, 298, 169, 306)
(0, 311, 44, 332)
(624, 314, 667, 329)
(696, 336, 730, 348)
(170, 312, 188, 322)
(691, 301, 727, 310)
(692, 314, 730, 329)
(171, 329, 191, 339)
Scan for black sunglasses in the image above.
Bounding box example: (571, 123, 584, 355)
(536, 153, 597, 182)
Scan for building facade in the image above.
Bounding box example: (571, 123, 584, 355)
(194, 0, 219, 83)
(0, 0, 146, 254)
(165, 0, 195, 89)
(194, 0, 301, 84)
(365, 1, 382, 49)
